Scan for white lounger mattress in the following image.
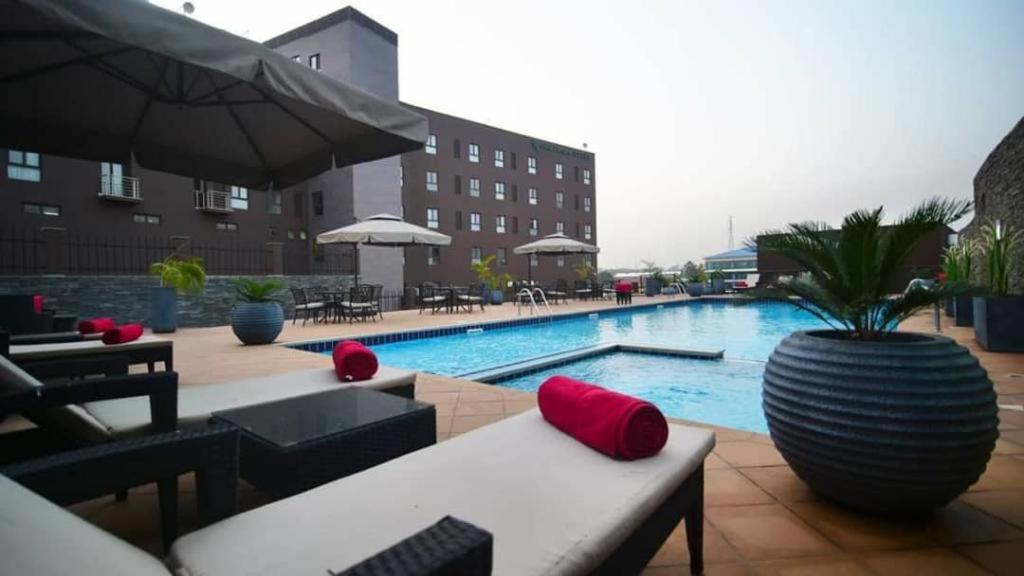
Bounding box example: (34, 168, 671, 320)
(82, 366, 416, 436)
(169, 410, 714, 576)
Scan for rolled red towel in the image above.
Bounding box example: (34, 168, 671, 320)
(32, 295, 44, 314)
(331, 340, 379, 381)
(78, 317, 116, 334)
(538, 375, 669, 460)
(101, 324, 144, 345)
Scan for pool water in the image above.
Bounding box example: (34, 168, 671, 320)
(497, 352, 770, 433)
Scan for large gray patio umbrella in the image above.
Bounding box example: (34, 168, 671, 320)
(0, 0, 427, 189)
(317, 214, 451, 285)
(513, 233, 600, 282)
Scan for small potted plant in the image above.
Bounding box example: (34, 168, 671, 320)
(973, 220, 1024, 352)
(148, 255, 206, 333)
(756, 198, 996, 515)
(230, 278, 284, 345)
(685, 265, 706, 297)
(471, 255, 512, 305)
(946, 239, 978, 327)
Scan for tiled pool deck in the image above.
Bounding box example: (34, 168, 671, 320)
(55, 296, 1024, 574)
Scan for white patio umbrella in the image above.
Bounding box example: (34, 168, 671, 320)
(316, 213, 451, 285)
(513, 233, 600, 282)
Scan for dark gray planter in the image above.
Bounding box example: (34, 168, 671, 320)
(943, 298, 954, 317)
(973, 296, 1024, 353)
(685, 283, 704, 297)
(763, 330, 998, 516)
(150, 287, 178, 333)
(711, 278, 726, 294)
(644, 278, 661, 297)
(953, 296, 974, 327)
(490, 290, 504, 305)
(231, 302, 284, 345)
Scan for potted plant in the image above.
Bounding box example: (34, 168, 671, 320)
(947, 239, 978, 327)
(471, 255, 513, 305)
(756, 198, 997, 515)
(641, 260, 662, 297)
(709, 269, 726, 294)
(973, 220, 1024, 352)
(685, 265, 706, 297)
(148, 256, 206, 333)
(231, 278, 285, 345)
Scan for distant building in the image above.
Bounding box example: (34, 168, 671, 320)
(704, 247, 757, 289)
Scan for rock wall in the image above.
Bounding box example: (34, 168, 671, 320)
(961, 117, 1024, 293)
(0, 274, 353, 328)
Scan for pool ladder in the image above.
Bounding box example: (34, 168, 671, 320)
(670, 282, 687, 298)
(516, 287, 552, 319)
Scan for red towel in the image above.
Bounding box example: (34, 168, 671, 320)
(32, 295, 44, 314)
(332, 340, 379, 381)
(79, 317, 116, 334)
(101, 324, 144, 345)
(538, 375, 669, 460)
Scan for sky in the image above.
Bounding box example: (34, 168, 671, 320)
(154, 0, 1024, 269)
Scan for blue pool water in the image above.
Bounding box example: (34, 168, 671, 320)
(497, 352, 770, 433)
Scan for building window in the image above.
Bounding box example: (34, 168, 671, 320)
(529, 218, 539, 236)
(555, 163, 563, 179)
(584, 254, 593, 266)
(557, 255, 565, 268)
(468, 143, 480, 163)
(494, 149, 504, 168)
(294, 192, 304, 216)
(584, 169, 592, 185)
(512, 216, 519, 234)
(494, 181, 505, 200)
(454, 174, 462, 195)
(530, 254, 538, 267)
(528, 188, 538, 205)
(216, 222, 239, 232)
(469, 177, 480, 197)
(495, 215, 506, 234)
(292, 55, 301, 62)
(511, 184, 518, 202)
(428, 246, 441, 266)
(228, 186, 248, 210)
(426, 208, 439, 229)
(470, 212, 481, 232)
(528, 156, 537, 174)
(497, 247, 507, 265)
(426, 170, 438, 192)
(556, 221, 565, 234)
(23, 202, 59, 216)
(575, 194, 580, 211)
(268, 226, 278, 237)
(7, 150, 40, 182)
(132, 213, 160, 225)
(299, 230, 307, 240)
(455, 210, 463, 230)
(453, 138, 461, 158)
(584, 196, 592, 212)
(555, 191, 564, 209)
(312, 191, 323, 216)
(425, 134, 437, 155)
(400, 164, 404, 187)
(511, 152, 518, 170)
(309, 53, 320, 70)
(585, 224, 592, 240)
(471, 246, 482, 264)
(269, 190, 282, 214)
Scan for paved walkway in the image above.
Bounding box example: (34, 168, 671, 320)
(64, 298, 1024, 574)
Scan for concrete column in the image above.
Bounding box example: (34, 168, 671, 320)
(39, 227, 68, 274)
(265, 242, 284, 275)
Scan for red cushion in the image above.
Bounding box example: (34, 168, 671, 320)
(331, 340, 379, 381)
(538, 375, 668, 460)
(32, 295, 44, 314)
(78, 317, 116, 334)
(102, 324, 144, 345)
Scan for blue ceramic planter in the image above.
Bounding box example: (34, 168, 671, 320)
(231, 302, 284, 345)
(150, 287, 178, 333)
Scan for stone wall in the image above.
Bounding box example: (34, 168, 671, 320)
(0, 274, 354, 328)
(961, 116, 1024, 293)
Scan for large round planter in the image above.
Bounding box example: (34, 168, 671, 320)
(490, 290, 505, 305)
(973, 295, 1024, 352)
(231, 302, 284, 345)
(150, 287, 178, 333)
(644, 278, 661, 297)
(763, 330, 998, 516)
(685, 283, 704, 297)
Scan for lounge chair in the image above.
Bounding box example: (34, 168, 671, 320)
(418, 284, 447, 314)
(456, 284, 486, 312)
(574, 280, 593, 300)
(289, 287, 325, 325)
(9, 334, 173, 372)
(341, 285, 377, 322)
(547, 279, 568, 304)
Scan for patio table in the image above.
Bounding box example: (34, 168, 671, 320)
(210, 387, 435, 498)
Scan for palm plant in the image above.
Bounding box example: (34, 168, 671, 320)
(232, 278, 283, 302)
(978, 220, 1022, 295)
(149, 256, 206, 294)
(755, 197, 972, 340)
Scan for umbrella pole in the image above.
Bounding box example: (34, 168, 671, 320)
(528, 255, 532, 284)
(354, 244, 360, 286)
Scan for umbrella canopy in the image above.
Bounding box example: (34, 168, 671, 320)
(316, 214, 451, 247)
(513, 233, 600, 255)
(0, 0, 428, 189)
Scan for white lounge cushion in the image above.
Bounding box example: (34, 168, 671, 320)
(0, 475, 169, 576)
(8, 335, 171, 361)
(169, 410, 714, 576)
(82, 365, 416, 436)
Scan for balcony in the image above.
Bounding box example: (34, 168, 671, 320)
(98, 175, 143, 202)
(194, 189, 233, 213)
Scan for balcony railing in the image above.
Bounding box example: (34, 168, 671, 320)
(98, 175, 143, 201)
(194, 189, 233, 213)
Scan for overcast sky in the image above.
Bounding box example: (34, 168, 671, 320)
(155, 0, 1023, 269)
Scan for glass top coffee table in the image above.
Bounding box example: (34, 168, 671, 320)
(212, 387, 435, 498)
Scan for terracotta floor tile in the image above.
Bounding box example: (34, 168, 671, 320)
(415, 392, 459, 405)
(643, 563, 752, 575)
(648, 520, 740, 567)
(457, 389, 506, 402)
(706, 469, 776, 507)
(999, 430, 1024, 445)
(997, 410, 1024, 430)
(926, 501, 1024, 545)
(750, 555, 875, 575)
(705, 453, 732, 470)
(970, 457, 1024, 492)
(750, 434, 776, 446)
(860, 548, 992, 575)
(453, 400, 505, 417)
(957, 540, 1024, 576)
(449, 413, 504, 434)
(738, 466, 817, 503)
(435, 413, 453, 437)
(961, 491, 1024, 529)
(715, 441, 788, 468)
(502, 398, 538, 415)
(706, 504, 839, 560)
(994, 439, 1024, 456)
(786, 501, 935, 551)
